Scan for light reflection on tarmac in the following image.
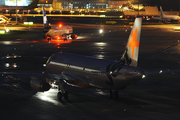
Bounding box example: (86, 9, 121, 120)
(0, 23, 180, 119)
(35, 89, 64, 106)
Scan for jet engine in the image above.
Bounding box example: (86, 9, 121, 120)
(30, 79, 51, 92)
(71, 34, 78, 40)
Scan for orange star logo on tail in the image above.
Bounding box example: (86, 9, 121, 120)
(128, 27, 139, 59)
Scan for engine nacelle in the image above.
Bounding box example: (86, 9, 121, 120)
(30, 79, 51, 92)
(71, 34, 78, 40)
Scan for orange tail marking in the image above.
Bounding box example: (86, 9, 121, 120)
(127, 27, 139, 59)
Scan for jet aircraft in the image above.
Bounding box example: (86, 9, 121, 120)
(45, 17, 145, 100)
(160, 6, 180, 24)
(42, 6, 78, 41)
(1, 17, 145, 101)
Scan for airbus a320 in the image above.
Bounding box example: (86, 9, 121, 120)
(2, 17, 145, 101)
(42, 6, 78, 41)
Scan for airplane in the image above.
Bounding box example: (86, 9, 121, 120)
(1, 17, 145, 101)
(42, 6, 78, 41)
(160, 6, 180, 24)
(45, 17, 145, 100)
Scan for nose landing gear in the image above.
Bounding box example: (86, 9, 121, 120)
(57, 79, 69, 101)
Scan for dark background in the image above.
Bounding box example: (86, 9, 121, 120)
(133, 0, 180, 11)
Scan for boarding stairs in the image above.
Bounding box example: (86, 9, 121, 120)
(0, 15, 12, 24)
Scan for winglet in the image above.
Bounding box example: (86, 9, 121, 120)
(43, 6, 48, 28)
(121, 17, 142, 67)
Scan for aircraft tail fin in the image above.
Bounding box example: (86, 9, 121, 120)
(121, 17, 142, 67)
(160, 6, 165, 18)
(43, 6, 49, 28)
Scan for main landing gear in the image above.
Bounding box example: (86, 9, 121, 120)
(57, 79, 69, 101)
(57, 91, 68, 101)
(47, 37, 52, 41)
(108, 90, 119, 99)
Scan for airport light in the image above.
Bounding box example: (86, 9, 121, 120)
(37, 10, 41, 14)
(24, 22, 33, 25)
(100, 15, 106, 17)
(95, 42, 107, 46)
(13, 63, 17, 68)
(24, 22, 28, 25)
(99, 29, 103, 33)
(97, 55, 104, 59)
(142, 75, 146, 78)
(0, 30, 5, 34)
(70, 11, 74, 14)
(5, 63, 10, 68)
(6, 29, 9, 33)
(29, 22, 33, 25)
(3, 41, 11, 45)
(119, 15, 123, 18)
(59, 24, 62, 28)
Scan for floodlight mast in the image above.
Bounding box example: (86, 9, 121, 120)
(179, 1, 180, 16)
(16, 0, 18, 25)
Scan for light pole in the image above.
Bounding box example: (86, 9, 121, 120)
(138, 1, 139, 15)
(102, 0, 103, 9)
(16, 0, 18, 25)
(179, 1, 180, 16)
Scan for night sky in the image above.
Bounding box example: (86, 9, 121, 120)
(138, 0, 180, 11)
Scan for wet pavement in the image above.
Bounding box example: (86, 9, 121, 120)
(0, 23, 180, 119)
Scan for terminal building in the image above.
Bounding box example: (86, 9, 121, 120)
(1, 0, 178, 16)
(3, 0, 33, 6)
(37, 0, 110, 9)
(1, 0, 130, 9)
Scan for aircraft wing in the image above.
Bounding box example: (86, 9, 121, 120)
(0, 72, 64, 92)
(0, 72, 59, 79)
(0, 72, 92, 89)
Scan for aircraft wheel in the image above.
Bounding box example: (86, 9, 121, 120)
(71, 34, 75, 39)
(64, 91, 69, 100)
(57, 92, 62, 101)
(113, 90, 119, 99)
(108, 90, 113, 99)
(47, 38, 51, 41)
